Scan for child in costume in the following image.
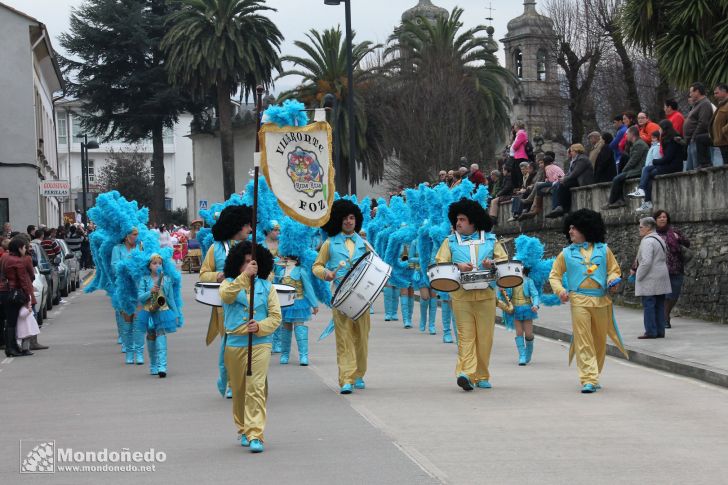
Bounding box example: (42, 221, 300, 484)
(548, 209, 628, 393)
(137, 254, 182, 377)
(220, 241, 281, 453)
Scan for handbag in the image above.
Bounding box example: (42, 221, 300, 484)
(679, 244, 694, 264)
(0, 258, 29, 305)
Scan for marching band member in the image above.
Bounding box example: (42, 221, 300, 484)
(111, 228, 145, 364)
(220, 241, 280, 453)
(137, 253, 183, 377)
(199, 205, 253, 398)
(385, 222, 417, 329)
(313, 199, 371, 394)
(548, 209, 628, 393)
(435, 198, 508, 391)
(408, 232, 437, 334)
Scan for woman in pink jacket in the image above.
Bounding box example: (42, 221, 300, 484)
(508, 121, 529, 189)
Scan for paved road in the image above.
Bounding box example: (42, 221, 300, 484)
(2, 273, 727, 484)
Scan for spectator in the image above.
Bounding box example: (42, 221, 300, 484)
(26, 225, 36, 238)
(487, 169, 502, 199)
(618, 112, 638, 172)
(637, 112, 661, 145)
(610, 115, 628, 168)
(488, 166, 514, 224)
(652, 210, 690, 329)
(587, 131, 603, 165)
(710, 83, 728, 164)
(513, 155, 545, 221)
(602, 126, 648, 209)
(159, 225, 173, 249)
(446, 170, 455, 187)
(437, 170, 448, 185)
(508, 121, 529, 189)
(519, 153, 563, 220)
(450, 169, 462, 188)
(2, 222, 11, 238)
(630, 120, 686, 213)
(593, 132, 616, 184)
(664, 99, 684, 135)
(39, 229, 61, 261)
(65, 226, 83, 256)
(508, 161, 537, 221)
(468, 163, 486, 187)
(0, 236, 36, 356)
(75, 209, 83, 224)
(80, 227, 93, 269)
(684, 82, 714, 170)
(633, 217, 671, 339)
(545, 144, 593, 218)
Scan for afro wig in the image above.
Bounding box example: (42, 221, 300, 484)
(563, 209, 606, 243)
(321, 199, 363, 237)
(447, 198, 492, 233)
(212, 205, 253, 242)
(223, 241, 274, 281)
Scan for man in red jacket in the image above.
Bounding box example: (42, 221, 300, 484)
(468, 163, 486, 187)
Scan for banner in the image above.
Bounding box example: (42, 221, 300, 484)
(259, 121, 335, 226)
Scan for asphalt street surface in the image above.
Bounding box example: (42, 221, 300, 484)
(2, 272, 727, 484)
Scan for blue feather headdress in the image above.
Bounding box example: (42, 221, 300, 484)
(262, 99, 309, 127)
(242, 176, 284, 241)
(514, 235, 560, 307)
(278, 217, 332, 307)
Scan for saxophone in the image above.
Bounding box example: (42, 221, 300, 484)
(499, 288, 515, 314)
(150, 271, 166, 312)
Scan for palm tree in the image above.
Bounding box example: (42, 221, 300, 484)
(382, 7, 515, 185)
(620, 0, 728, 88)
(162, 0, 283, 198)
(277, 27, 383, 186)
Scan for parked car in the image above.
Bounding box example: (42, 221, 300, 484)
(31, 241, 60, 309)
(57, 239, 80, 293)
(32, 266, 48, 325)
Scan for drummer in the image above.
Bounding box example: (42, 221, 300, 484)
(313, 199, 372, 394)
(199, 205, 253, 398)
(435, 198, 508, 391)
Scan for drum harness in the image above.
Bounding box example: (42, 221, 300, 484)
(455, 231, 487, 270)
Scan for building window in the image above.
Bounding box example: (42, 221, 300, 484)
(537, 50, 547, 81)
(514, 49, 523, 79)
(87, 159, 95, 183)
(163, 127, 174, 144)
(164, 198, 172, 211)
(71, 114, 98, 144)
(57, 116, 68, 145)
(0, 198, 8, 228)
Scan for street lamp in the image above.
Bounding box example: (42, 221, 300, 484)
(323, 93, 345, 191)
(76, 134, 99, 224)
(324, 0, 357, 195)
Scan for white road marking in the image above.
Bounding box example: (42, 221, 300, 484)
(2, 357, 14, 364)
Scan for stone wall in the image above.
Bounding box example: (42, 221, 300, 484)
(493, 166, 728, 323)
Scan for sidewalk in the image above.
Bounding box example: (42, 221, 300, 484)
(533, 303, 728, 388)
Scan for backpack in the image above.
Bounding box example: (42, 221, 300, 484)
(525, 140, 535, 162)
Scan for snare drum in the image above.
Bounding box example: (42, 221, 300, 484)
(460, 269, 497, 290)
(427, 263, 461, 292)
(194, 282, 222, 307)
(496, 260, 524, 288)
(332, 252, 391, 320)
(274, 284, 296, 308)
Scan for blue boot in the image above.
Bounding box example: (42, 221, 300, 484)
(279, 326, 293, 365)
(123, 320, 134, 364)
(515, 336, 527, 366)
(295, 325, 309, 366)
(383, 287, 394, 320)
(147, 335, 158, 375)
(418, 298, 428, 332)
(525, 338, 534, 364)
(156, 335, 167, 378)
(133, 316, 146, 365)
(428, 299, 438, 335)
(115, 311, 126, 353)
(442, 304, 453, 343)
(217, 339, 228, 397)
(400, 295, 411, 328)
(391, 289, 399, 321)
(407, 295, 415, 323)
(271, 327, 282, 354)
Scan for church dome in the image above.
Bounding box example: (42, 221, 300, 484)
(402, 0, 448, 25)
(505, 0, 553, 36)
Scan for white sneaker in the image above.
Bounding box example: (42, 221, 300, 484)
(627, 188, 645, 198)
(636, 201, 653, 213)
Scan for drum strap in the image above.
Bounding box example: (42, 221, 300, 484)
(224, 241, 230, 256)
(455, 231, 485, 267)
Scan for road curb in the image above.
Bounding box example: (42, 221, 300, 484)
(412, 295, 728, 389)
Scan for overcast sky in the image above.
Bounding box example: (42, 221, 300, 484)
(6, 0, 529, 93)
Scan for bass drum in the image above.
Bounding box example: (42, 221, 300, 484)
(194, 282, 222, 307)
(332, 252, 391, 321)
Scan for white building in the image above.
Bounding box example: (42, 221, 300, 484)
(0, 2, 64, 230)
(55, 99, 194, 214)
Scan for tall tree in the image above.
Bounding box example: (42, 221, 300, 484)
(97, 149, 154, 209)
(162, 0, 283, 198)
(277, 27, 383, 187)
(59, 0, 189, 223)
(621, 0, 728, 89)
(382, 7, 515, 186)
